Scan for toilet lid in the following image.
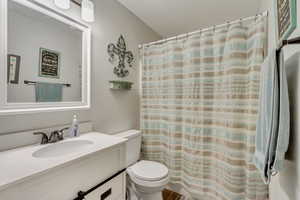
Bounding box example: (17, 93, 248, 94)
(130, 160, 168, 181)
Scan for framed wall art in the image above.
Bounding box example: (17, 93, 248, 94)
(107, 35, 134, 78)
(39, 48, 60, 79)
(275, 0, 297, 45)
(7, 54, 21, 84)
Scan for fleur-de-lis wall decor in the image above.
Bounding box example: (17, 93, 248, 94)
(107, 35, 134, 78)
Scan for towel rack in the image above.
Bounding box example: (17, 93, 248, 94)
(74, 168, 126, 200)
(24, 80, 71, 87)
(277, 36, 300, 53)
(71, 0, 81, 6)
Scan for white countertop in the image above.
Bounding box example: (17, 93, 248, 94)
(0, 132, 127, 191)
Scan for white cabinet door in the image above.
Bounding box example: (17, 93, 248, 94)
(84, 172, 126, 200)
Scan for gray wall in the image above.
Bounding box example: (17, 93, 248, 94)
(260, 1, 300, 199)
(0, 0, 160, 135)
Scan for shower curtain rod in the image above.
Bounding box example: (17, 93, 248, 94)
(139, 10, 268, 49)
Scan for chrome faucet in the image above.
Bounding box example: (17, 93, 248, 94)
(33, 127, 69, 144)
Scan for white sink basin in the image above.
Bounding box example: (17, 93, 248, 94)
(32, 140, 94, 158)
(0, 132, 128, 191)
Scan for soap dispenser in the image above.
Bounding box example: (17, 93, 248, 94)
(69, 115, 79, 137)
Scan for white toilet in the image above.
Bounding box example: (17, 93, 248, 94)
(115, 130, 169, 200)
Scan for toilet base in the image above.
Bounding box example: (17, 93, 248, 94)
(136, 192, 163, 200)
(127, 186, 163, 200)
(127, 177, 164, 200)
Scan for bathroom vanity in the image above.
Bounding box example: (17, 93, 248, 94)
(0, 132, 127, 200)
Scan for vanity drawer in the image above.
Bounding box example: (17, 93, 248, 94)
(84, 171, 126, 200)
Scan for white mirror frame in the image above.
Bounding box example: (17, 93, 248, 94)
(0, 0, 91, 115)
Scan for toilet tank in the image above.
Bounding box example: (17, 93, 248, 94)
(114, 130, 141, 167)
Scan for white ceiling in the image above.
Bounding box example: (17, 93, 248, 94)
(117, 0, 262, 37)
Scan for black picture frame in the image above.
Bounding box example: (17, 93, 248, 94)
(7, 54, 21, 84)
(39, 48, 60, 79)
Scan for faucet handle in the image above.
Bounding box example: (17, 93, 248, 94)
(49, 128, 69, 143)
(33, 132, 49, 144)
(49, 131, 61, 143)
(58, 127, 69, 139)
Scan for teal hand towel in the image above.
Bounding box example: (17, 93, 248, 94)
(35, 82, 63, 102)
(253, 50, 290, 184)
(253, 50, 279, 184)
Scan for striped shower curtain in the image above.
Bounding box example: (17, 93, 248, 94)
(141, 16, 268, 200)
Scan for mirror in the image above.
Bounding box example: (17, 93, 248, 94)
(0, 0, 91, 113)
(7, 1, 82, 103)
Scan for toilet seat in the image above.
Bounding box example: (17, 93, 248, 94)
(130, 160, 168, 181)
